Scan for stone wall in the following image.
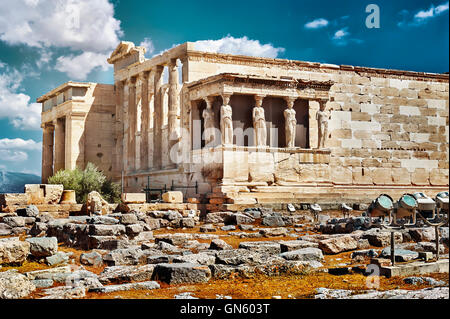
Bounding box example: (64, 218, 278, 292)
(183, 53, 449, 189)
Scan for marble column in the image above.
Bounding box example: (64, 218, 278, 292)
(140, 71, 150, 171)
(65, 112, 86, 170)
(135, 74, 144, 170)
(168, 59, 180, 155)
(53, 117, 66, 173)
(127, 77, 136, 172)
(113, 80, 124, 178)
(308, 100, 320, 149)
(122, 80, 129, 171)
(41, 123, 54, 183)
(153, 65, 164, 169)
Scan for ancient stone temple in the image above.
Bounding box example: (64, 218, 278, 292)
(38, 41, 449, 208)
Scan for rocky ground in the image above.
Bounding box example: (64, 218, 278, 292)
(0, 205, 448, 299)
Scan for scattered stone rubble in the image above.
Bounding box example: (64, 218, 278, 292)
(1, 200, 449, 299)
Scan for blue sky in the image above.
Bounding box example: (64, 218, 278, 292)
(0, 0, 448, 176)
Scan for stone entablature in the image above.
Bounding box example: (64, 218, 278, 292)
(39, 41, 449, 205)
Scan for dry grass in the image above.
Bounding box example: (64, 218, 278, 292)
(84, 272, 449, 300)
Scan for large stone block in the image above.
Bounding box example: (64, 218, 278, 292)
(0, 270, 36, 299)
(318, 236, 358, 254)
(352, 167, 373, 185)
(44, 185, 64, 204)
(430, 169, 449, 186)
(152, 263, 211, 284)
(0, 238, 30, 264)
(25, 237, 58, 258)
(24, 184, 45, 205)
(88, 224, 126, 236)
(121, 193, 146, 204)
(391, 168, 411, 185)
(372, 168, 394, 185)
(162, 191, 183, 204)
(0, 193, 28, 208)
(279, 247, 324, 261)
(248, 152, 274, 183)
(362, 229, 402, 247)
(411, 168, 430, 186)
(331, 166, 352, 184)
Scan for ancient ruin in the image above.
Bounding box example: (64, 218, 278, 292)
(36, 41, 449, 209)
(0, 40, 448, 300)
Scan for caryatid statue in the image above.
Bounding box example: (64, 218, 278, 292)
(284, 97, 297, 148)
(253, 95, 267, 147)
(202, 97, 215, 146)
(220, 94, 233, 145)
(316, 100, 329, 149)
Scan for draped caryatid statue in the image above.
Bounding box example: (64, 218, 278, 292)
(253, 95, 267, 147)
(284, 97, 297, 148)
(316, 100, 329, 149)
(220, 94, 233, 145)
(202, 97, 215, 146)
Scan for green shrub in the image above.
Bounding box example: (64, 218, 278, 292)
(48, 162, 121, 204)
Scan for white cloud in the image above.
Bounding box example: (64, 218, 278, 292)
(140, 37, 155, 57)
(0, 0, 122, 53)
(36, 48, 53, 69)
(55, 51, 111, 80)
(436, 1, 450, 14)
(399, 1, 449, 26)
(0, 67, 41, 130)
(333, 28, 350, 40)
(0, 138, 41, 163)
(0, 138, 42, 151)
(0, 150, 28, 162)
(415, 7, 435, 19)
(0, 0, 122, 79)
(331, 28, 363, 46)
(192, 35, 285, 58)
(305, 18, 329, 29)
(415, 1, 449, 20)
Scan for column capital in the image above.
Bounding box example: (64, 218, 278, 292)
(204, 96, 215, 108)
(125, 77, 136, 86)
(42, 122, 55, 130)
(254, 94, 265, 107)
(284, 96, 297, 108)
(168, 58, 178, 68)
(52, 117, 65, 125)
(221, 93, 232, 104)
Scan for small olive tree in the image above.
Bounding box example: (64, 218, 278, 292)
(48, 162, 121, 203)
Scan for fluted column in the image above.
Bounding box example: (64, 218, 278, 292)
(140, 71, 150, 171)
(41, 123, 54, 183)
(122, 79, 129, 171)
(127, 77, 136, 172)
(135, 74, 144, 171)
(153, 65, 164, 169)
(53, 117, 66, 172)
(168, 59, 180, 157)
(113, 80, 124, 178)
